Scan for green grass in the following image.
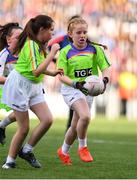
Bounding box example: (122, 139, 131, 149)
(0, 115, 137, 179)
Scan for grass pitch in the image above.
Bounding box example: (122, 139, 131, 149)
(0, 115, 137, 179)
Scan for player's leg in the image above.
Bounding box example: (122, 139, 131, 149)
(57, 86, 93, 164)
(66, 109, 73, 132)
(72, 99, 93, 162)
(2, 110, 29, 169)
(29, 101, 53, 146)
(57, 111, 78, 165)
(72, 99, 90, 139)
(57, 98, 93, 164)
(64, 111, 78, 146)
(18, 101, 53, 168)
(0, 112, 16, 145)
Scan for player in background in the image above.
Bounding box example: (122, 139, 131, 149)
(0, 23, 22, 145)
(57, 18, 110, 165)
(2, 15, 62, 169)
(48, 15, 107, 132)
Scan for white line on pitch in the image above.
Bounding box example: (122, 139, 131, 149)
(92, 139, 137, 146)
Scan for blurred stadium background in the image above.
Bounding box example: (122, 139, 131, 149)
(0, 0, 137, 121)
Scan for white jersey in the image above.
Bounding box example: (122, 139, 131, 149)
(0, 48, 18, 88)
(0, 48, 17, 77)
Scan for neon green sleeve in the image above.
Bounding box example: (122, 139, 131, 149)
(15, 39, 45, 83)
(57, 49, 68, 75)
(26, 40, 44, 71)
(96, 46, 111, 71)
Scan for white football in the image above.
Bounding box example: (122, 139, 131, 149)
(84, 75, 104, 96)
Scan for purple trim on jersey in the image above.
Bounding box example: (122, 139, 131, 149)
(67, 43, 96, 60)
(6, 54, 18, 63)
(5, 48, 18, 64)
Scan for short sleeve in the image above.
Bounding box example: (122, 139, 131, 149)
(27, 40, 44, 71)
(96, 46, 111, 71)
(57, 49, 68, 75)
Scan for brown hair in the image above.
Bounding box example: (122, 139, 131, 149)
(14, 15, 54, 55)
(0, 22, 22, 51)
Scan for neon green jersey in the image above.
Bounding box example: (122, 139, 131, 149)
(57, 43, 110, 81)
(15, 39, 45, 83)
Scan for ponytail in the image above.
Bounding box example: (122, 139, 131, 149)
(14, 15, 54, 55)
(91, 41, 108, 50)
(87, 39, 108, 50)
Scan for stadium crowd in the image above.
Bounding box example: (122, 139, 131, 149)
(0, 0, 137, 119)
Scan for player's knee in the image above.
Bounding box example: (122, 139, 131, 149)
(47, 118, 53, 127)
(81, 115, 90, 126)
(71, 125, 77, 132)
(44, 115, 53, 127)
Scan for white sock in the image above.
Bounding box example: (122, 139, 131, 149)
(22, 143, 33, 153)
(0, 117, 12, 128)
(6, 155, 15, 163)
(78, 138, 87, 148)
(62, 141, 71, 154)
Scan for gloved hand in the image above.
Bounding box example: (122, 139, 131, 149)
(103, 77, 109, 85)
(72, 81, 88, 96)
(101, 77, 109, 94)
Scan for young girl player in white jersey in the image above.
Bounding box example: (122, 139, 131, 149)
(0, 22, 22, 144)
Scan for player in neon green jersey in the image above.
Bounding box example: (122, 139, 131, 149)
(2, 15, 63, 169)
(48, 15, 107, 133)
(57, 18, 110, 165)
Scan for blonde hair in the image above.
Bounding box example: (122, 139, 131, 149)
(67, 17, 108, 50)
(67, 18, 88, 32)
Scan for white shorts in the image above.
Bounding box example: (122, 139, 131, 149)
(61, 84, 93, 109)
(2, 70, 45, 112)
